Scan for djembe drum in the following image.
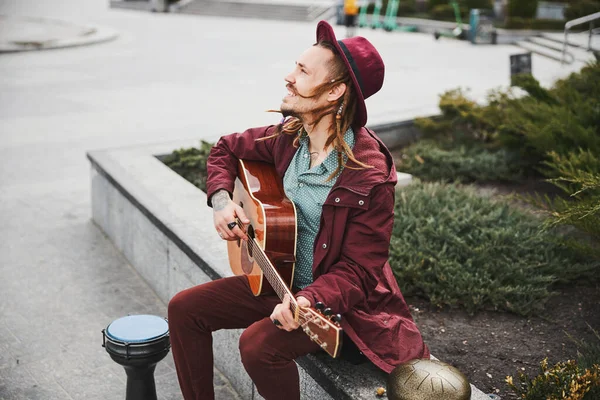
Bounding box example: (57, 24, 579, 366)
(102, 314, 170, 400)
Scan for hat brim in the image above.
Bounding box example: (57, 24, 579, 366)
(316, 21, 367, 128)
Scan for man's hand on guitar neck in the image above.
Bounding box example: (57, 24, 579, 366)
(212, 190, 249, 241)
(271, 294, 311, 332)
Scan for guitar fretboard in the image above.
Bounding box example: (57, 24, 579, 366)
(246, 237, 299, 316)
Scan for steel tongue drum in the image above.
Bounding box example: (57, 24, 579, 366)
(387, 359, 471, 400)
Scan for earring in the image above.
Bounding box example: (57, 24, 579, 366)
(336, 103, 344, 121)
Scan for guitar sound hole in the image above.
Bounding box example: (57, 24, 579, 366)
(240, 224, 255, 275)
(236, 202, 245, 249)
(247, 225, 255, 258)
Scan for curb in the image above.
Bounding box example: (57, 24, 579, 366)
(0, 15, 119, 53)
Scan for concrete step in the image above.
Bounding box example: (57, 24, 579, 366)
(178, 0, 332, 22)
(516, 39, 569, 63)
(528, 35, 596, 63)
(540, 31, 600, 51)
(110, 0, 151, 11)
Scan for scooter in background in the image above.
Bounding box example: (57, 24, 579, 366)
(433, 1, 467, 40)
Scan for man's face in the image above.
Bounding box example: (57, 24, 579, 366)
(281, 45, 334, 120)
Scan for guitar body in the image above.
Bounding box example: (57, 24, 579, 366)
(226, 160, 343, 358)
(227, 160, 297, 296)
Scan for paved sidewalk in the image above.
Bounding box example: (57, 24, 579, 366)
(0, 1, 590, 398)
(0, 15, 118, 53)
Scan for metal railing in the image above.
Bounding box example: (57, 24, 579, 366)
(562, 11, 600, 64)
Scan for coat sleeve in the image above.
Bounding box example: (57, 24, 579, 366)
(296, 182, 395, 314)
(205, 125, 279, 207)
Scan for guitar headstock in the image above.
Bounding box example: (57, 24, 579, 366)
(299, 304, 343, 358)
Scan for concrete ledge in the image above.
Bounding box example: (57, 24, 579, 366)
(87, 133, 491, 400)
(372, 118, 427, 149)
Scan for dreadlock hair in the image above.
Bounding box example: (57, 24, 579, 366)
(262, 40, 372, 181)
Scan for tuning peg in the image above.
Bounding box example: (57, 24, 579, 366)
(331, 314, 342, 323)
(323, 308, 332, 316)
(315, 302, 325, 311)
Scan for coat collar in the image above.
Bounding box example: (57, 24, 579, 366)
(332, 127, 397, 196)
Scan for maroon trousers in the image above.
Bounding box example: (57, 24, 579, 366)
(168, 276, 321, 400)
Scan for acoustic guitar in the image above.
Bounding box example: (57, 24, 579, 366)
(227, 159, 343, 358)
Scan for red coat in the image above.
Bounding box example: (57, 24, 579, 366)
(206, 125, 430, 373)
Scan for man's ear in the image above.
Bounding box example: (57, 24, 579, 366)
(327, 83, 346, 102)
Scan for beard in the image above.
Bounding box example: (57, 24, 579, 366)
(279, 86, 334, 124)
(280, 103, 300, 119)
(281, 83, 319, 119)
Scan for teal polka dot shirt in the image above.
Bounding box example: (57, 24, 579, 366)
(283, 128, 355, 289)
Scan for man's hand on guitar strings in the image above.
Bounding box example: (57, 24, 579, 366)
(270, 294, 311, 332)
(212, 190, 249, 241)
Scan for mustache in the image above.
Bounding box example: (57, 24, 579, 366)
(286, 83, 317, 99)
(286, 84, 298, 96)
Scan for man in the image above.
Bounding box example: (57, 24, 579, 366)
(344, 0, 359, 37)
(168, 20, 430, 400)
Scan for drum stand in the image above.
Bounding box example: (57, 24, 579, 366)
(102, 315, 171, 400)
(112, 348, 169, 400)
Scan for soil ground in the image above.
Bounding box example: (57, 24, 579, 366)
(406, 284, 600, 399)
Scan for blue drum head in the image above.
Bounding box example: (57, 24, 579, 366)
(106, 315, 168, 343)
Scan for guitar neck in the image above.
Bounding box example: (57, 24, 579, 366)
(246, 238, 300, 316)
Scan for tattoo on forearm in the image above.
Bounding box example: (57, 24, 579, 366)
(212, 190, 230, 211)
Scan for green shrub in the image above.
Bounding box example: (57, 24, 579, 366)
(364, 0, 416, 16)
(398, 0, 417, 15)
(564, 0, 600, 21)
(506, 358, 600, 400)
(162, 140, 214, 192)
(464, 0, 492, 10)
(553, 61, 600, 131)
(427, 0, 450, 10)
(389, 181, 597, 315)
(510, 73, 558, 104)
(498, 63, 600, 165)
(507, 0, 539, 18)
(428, 0, 492, 14)
(503, 17, 567, 30)
(430, 4, 462, 20)
(527, 150, 600, 260)
(396, 139, 524, 182)
(504, 16, 531, 29)
(531, 18, 567, 30)
(415, 88, 509, 146)
(417, 62, 600, 178)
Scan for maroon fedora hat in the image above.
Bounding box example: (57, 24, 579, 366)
(316, 20, 385, 128)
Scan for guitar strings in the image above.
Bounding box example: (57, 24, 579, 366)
(247, 238, 311, 320)
(247, 237, 339, 351)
